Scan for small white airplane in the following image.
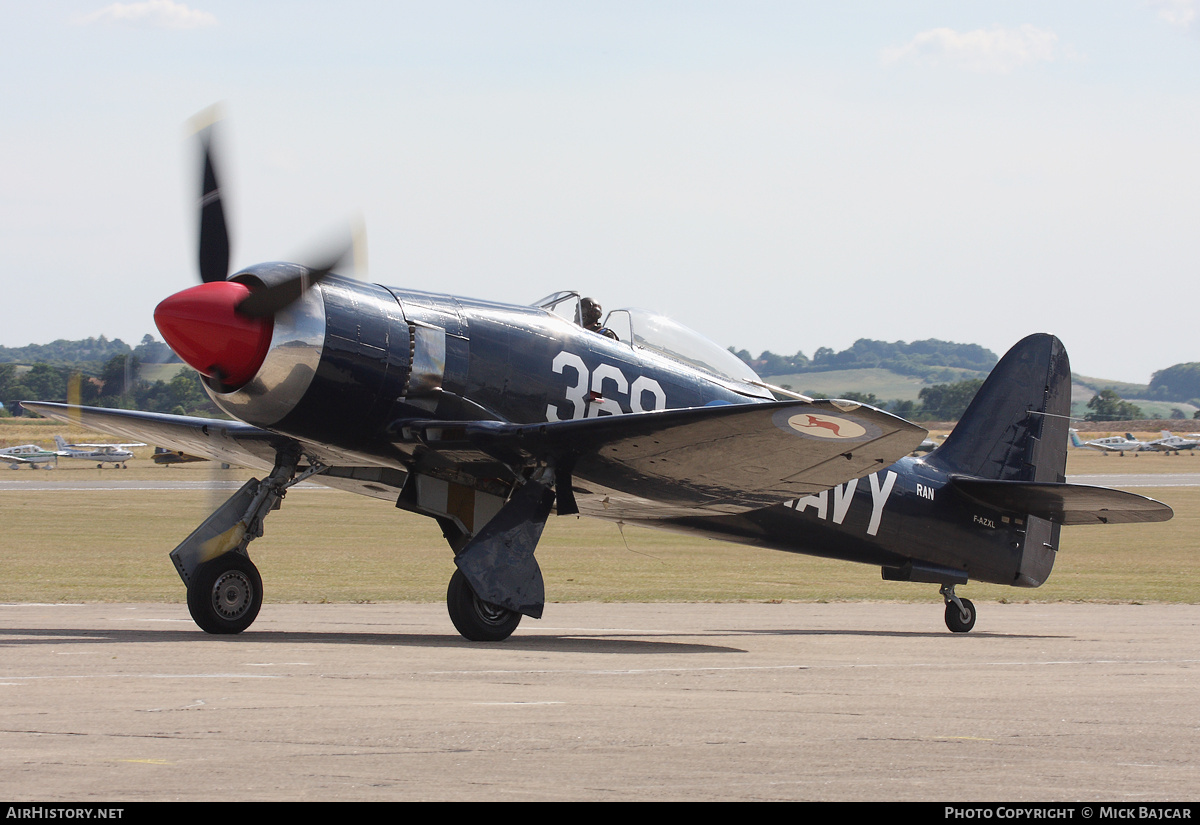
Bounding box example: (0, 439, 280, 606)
(1, 444, 65, 469)
(1069, 429, 1148, 455)
(54, 435, 145, 468)
(1146, 431, 1200, 453)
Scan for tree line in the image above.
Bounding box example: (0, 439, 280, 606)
(816, 380, 983, 422)
(0, 336, 220, 418)
(1146, 363, 1200, 405)
(730, 338, 999, 382)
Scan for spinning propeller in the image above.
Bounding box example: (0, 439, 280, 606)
(154, 117, 356, 390)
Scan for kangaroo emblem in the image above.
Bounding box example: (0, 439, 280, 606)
(800, 415, 843, 436)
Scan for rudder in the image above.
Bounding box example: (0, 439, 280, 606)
(926, 333, 1070, 484)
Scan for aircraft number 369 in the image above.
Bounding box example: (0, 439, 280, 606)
(546, 351, 667, 421)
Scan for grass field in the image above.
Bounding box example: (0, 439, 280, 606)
(2, 416, 1197, 606)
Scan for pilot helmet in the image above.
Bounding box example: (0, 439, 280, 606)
(581, 297, 602, 326)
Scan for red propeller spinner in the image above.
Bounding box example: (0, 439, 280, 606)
(154, 281, 273, 389)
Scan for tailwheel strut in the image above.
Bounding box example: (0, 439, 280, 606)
(940, 584, 977, 633)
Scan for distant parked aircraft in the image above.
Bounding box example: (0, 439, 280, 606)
(54, 435, 145, 468)
(1, 444, 64, 469)
(152, 447, 208, 465)
(1069, 429, 1148, 456)
(1146, 431, 1200, 454)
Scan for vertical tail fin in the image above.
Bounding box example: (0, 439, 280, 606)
(927, 333, 1070, 483)
(54, 435, 67, 450)
(1069, 429, 1085, 448)
(928, 333, 1071, 587)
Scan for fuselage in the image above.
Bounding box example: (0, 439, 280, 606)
(1147, 434, 1199, 452)
(181, 268, 773, 459)
(60, 447, 135, 464)
(637, 454, 1040, 588)
(1087, 436, 1145, 452)
(157, 269, 1038, 593)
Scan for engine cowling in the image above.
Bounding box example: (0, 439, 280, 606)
(155, 264, 415, 451)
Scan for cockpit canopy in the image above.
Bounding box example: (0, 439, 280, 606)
(533, 291, 770, 396)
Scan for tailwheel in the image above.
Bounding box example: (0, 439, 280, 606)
(940, 583, 976, 633)
(187, 552, 263, 634)
(944, 597, 977, 633)
(447, 568, 521, 642)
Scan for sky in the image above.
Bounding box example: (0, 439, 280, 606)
(3, 1, 1199, 383)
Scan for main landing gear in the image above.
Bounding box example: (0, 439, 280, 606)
(187, 552, 263, 634)
(940, 584, 977, 633)
(446, 569, 522, 642)
(402, 465, 554, 642)
(170, 445, 325, 635)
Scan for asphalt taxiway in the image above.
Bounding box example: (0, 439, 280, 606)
(2, 601, 1197, 801)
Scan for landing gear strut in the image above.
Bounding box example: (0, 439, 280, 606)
(170, 443, 326, 634)
(940, 584, 976, 633)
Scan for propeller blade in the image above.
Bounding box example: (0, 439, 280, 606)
(234, 244, 350, 319)
(197, 132, 230, 284)
(186, 108, 364, 319)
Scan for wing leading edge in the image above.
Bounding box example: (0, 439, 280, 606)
(21, 402, 297, 474)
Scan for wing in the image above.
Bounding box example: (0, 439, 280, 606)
(25, 398, 926, 517)
(23, 403, 421, 506)
(23, 402, 291, 471)
(396, 399, 927, 514)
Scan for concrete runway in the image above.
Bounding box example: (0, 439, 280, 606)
(2, 601, 1198, 801)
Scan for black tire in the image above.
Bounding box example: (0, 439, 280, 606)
(446, 569, 521, 642)
(945, 598, 977, 633)
(187, 553, 263, 634)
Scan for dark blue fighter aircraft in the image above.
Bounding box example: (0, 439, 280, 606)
(24, 126, 1172, 641)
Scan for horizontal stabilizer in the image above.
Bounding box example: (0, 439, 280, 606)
(949, 476, 1174, 525)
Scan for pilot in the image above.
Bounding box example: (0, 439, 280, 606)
(581, 297, 618, 340)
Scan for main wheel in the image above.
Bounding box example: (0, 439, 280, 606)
(187, 553, 263, 634)
(446, 569, 521, 642)
(945, 597, 977, 633)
